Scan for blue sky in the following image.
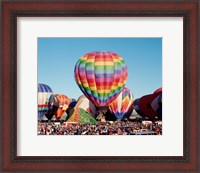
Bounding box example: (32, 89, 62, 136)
(38, 38, 162, 99)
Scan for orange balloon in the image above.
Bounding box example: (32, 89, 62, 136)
(54, 94, 70, 119)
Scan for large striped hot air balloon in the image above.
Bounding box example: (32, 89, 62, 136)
(109, 87, 134, 120)
(38, 83, 53, 119)
(74, 51, 128, 108)
(54, 94, 70, 119)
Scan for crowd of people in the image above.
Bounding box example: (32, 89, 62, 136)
(38, 120, 162, 135)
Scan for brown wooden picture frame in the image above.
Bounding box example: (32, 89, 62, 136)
(1, 0, 199, 172)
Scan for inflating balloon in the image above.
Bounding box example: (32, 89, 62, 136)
(69, 95, 96, 118)
(66, 98, 77, 117)
(54, 94, 70, 119)
(151, 93, 162, 119)
(138, 94, 157, 120)
(153, 87, 162, 94)
(38, 83, 53, 118)
(133, 98, 142, 116)
(74, 51, 128, 108)
(138, 87, 162, 120)
(77, 95, 86, 102)
(67, 108, 97, 125)
(71, 98, 76, 102)
(45, 94, 59, 120)
(109, 87, 134, 120)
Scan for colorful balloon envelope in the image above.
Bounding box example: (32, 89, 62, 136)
(54, 94, 70, 119)
(66, 98, 77, 118)
(67, 107, 97, 125)
(77, 95, 86, 102)
(74, 51, 128, 108)
(69, 100, 77, 108)
(38, 83, 53, 118)
(151, 93, 162, 119)
(69, 95, 96, 118)
(45, 94, 59, 120)
(109, 87, 134, 120)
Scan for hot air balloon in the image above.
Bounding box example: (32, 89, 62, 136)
(151, 93, 162, 119)
(69, 99, 77, 108)
(67, 107, 97, 125)
(68, 95, 96, 118)
(133, 99, 141, 115)
(45, 94, 59, 120)
(153, 87, 162, 94)
(54, 94, 70, 119)
(138, 94, 157, 120)
(77, 95, 86, 102)
(132, 88, 162, 120)
(66, 98, 77, 117)
(69, 98, 77, 104)
(74, 51, 128, 109)
(138, 87, 162, 120)
(38, 83, 53, 119)
(109, 87, 134, 120)
(133, 98, 148, 119)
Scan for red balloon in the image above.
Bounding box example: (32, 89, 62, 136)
(138, 87, 162, 120)
(153, 87, 162, 94)
(138, 94, 159, 120)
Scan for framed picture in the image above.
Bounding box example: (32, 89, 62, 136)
(1, 0, 199, 172)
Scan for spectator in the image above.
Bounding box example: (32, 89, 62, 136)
(38, 120, 162, 135)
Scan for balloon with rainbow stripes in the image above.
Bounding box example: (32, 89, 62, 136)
(74, 51, 128, 109)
